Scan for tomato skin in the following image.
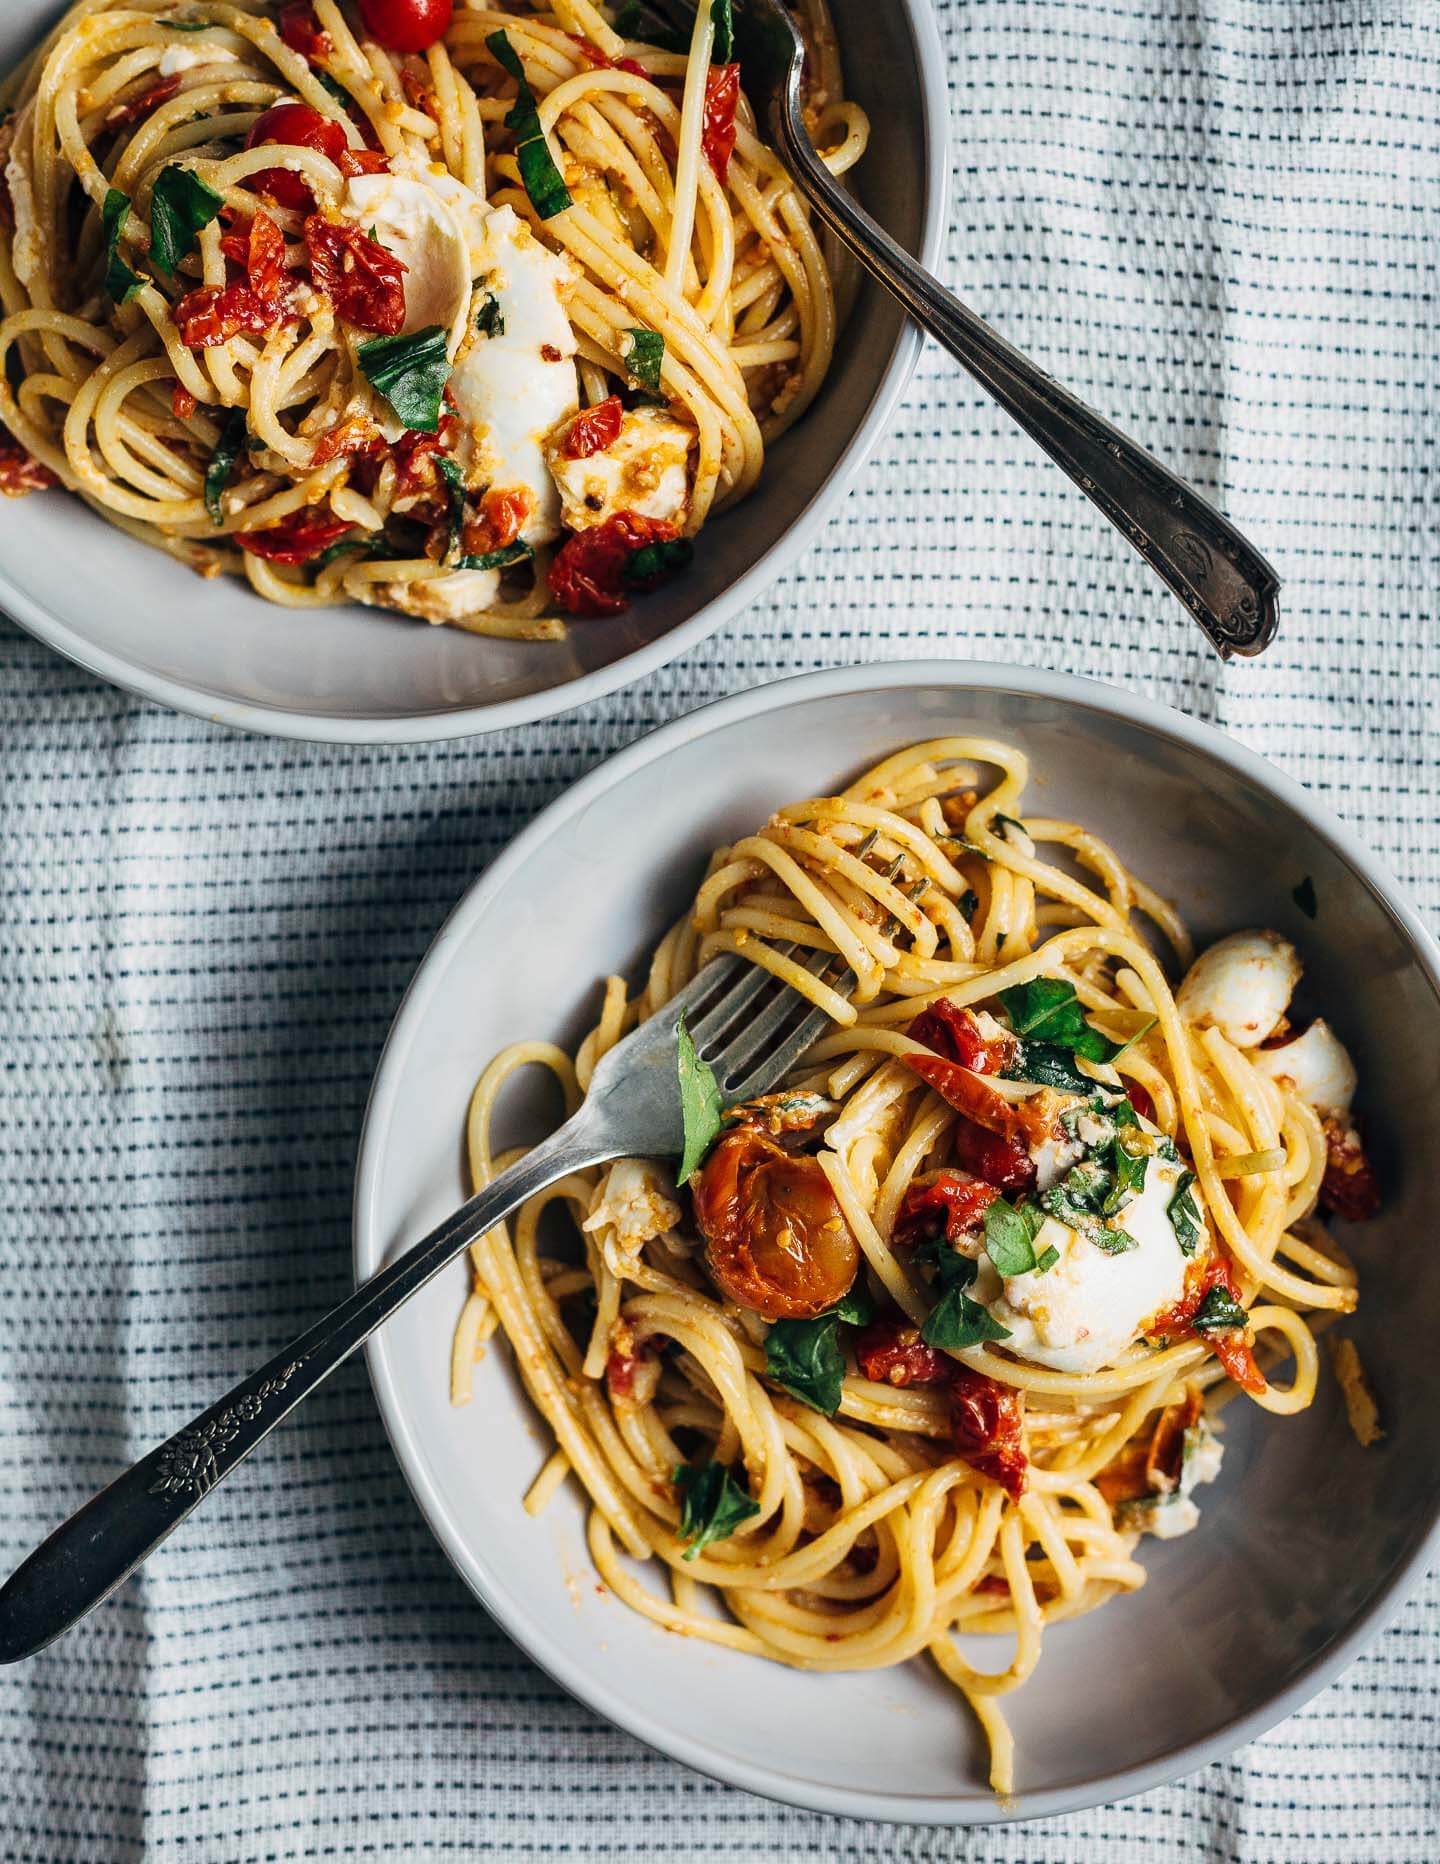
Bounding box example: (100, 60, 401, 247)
(903, 997, 1038, 1191)
(246, 102, 347, 208)
(561, 395, 624, 460)
(105, 73, 180, 131)
(892, 1171, 998, 1250)
(357, 0, 454, 54)
(174, 283, 289, 348)
(547, 510, 682, 618)
(220, 208, 291, 306)
(702, 62, 740, 182)
(949, 1112, 1036, 1194)
(1126, 1082, 1156, 1124)
(303, 216, 407, 334)
(907, 999, 1015, 1075)
(310, 415, 384, 466)
(277, 1, 332, 60)
(950, 1368, 1027, 1499)
(854, 1320, 951, 1389)
(692, 1128, 859, 1321)
(171, 383, 198, 421)
(568, 34, 648, 78)
(1320, 1116, 1381, 1221)
(236, 509, 353, 564)
(0, 428, 57, 497)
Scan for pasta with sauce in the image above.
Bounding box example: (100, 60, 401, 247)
(453, 737, 1381, 1794)
(0, 0, 864, 636)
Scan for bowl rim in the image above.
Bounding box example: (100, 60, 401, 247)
(353, 658, 1440, 1824)
(0, 3, 950, 745)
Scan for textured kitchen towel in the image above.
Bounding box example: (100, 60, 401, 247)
(1, 1, 1437, 1860)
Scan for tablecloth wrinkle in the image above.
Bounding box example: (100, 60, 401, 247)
(2, 1, 1437, 1858)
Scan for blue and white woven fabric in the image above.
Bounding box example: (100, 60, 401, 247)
(0, 2, 1436, 1858)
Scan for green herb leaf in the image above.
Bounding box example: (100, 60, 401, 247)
(710, 0, 734, 62)
(163, 16, 210, 29)
(1102, 1132, 1148, 1217)
(148, 164, 223, 277)
(1167, 1169, 1203, 1256)
(474, 290, 504, 337)
(357, 324, 451, 432)
(830, 1284, 874, 1326)
(436, 454, 466, 563)
(993, 812, 1028, 843)
(921, 1284, 1011, 1351)
(102, 188, 143, 304)
(1004, 1040, 1091, 1093)
(765, 1315, 842, 1414)
(958, 888, 979, 923)
(614, 1, 689, 51)
(913, 1232, 978, 1293)
(623, 325, 665, 396)
(983, 1196, 1045, 1278)
(1110, 1015, 1158, 1061)
(1091, 1226, 1138, 1255)
(674, 1459, 759, 1558)
(316, 69, 350, 104)
(675, 1010, 723, 1182)
(203, 408, 246, 525)
(488, 29, 573, 219)
(625, 535, 693, 585)
(1000, 978, 1118, 1065)
(1035, 1244, 1060, 1274)
(1193, 1285, 1248, 1334)
(315, 533, 386, 569)
(1292, 876, 1318, 920)
(456, 541, 533, 572)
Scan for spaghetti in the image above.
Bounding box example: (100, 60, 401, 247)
(453, 739, 1381, 1793)
(0, 0, 864, 637)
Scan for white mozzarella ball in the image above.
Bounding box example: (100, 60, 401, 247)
(1176, 929, 1302, 1048)
(1251, 1017, 1357, 1116)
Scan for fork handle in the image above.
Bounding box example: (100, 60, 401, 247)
(0, 1114, 611, 1664)
(771, 96, 1279, 657)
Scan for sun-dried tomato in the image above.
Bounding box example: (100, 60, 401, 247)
(702, 62, 740, 183)
(903, 997, 1040, 1189)
(1320, 1116, 1381, 1221)
(1146, 1254, 1266, 1396)
(171, 383, 198, 421)
(461, 486, 533, 556)
(387, 415, 459, 502)
(950, 1367, 1027, 1499)
(236, 508, 353, 564)
(220, 208, 291, 308)
(907, 999, 1015, 1075)
(947, 1116, 1036, 1194)
(173, 283, 289, 349)
(854, 1320, 952, 1389)
(278, 0, 333, 60)
(691, 1127, 859, 1321)
(310, 416, 385, 466)
(0, 428, 57, 497)
(561, 395, 623, 460)
(892, 1172, 999, 1250)
(105, 73, 181, 132)
(303, 215, 407, 335)
(567, 33, 648, 78)
(548, 511, 682, 617)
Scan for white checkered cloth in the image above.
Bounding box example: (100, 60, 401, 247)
(1, 2, 1436, 1858)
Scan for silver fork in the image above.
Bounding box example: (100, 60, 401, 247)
(648, 0, 1279, 658)
(0, 953, 842, 1663)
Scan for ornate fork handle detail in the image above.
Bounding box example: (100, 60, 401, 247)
(148, 1361, 307, 1499)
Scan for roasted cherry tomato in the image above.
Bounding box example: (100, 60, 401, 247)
(547, 510, 683, 618)
(277, 0, 332, 60)
(236, 508, 353, 564)
(892, 1171, 998, 1250)
(462, 486, 534, 556)
(220, 208, 291, 306)
(246, 102, 347, 208)
(950, 1368, 1027, 1499)
(173, 282, 289, 348)
(691, 1128, 859, 1321)
(702, 62, 740, 183)
(303, 216, 407, 334)
(1126, 1082, 1156, 1124)
(904, 996, 1040, 1190)
(1146, 1254, 1266, 1396)
(854, 1320, 951, 1389)
(561, 395, 624, 460)
(908, 999, 1015, 1075)
(1320, 1116, 1381, 1221)
(357, 0, 454, 54)
(949, 1113, 1036, 1194)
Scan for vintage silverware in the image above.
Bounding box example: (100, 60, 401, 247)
(0, 952, 844, 1662)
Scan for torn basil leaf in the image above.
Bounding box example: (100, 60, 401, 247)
(1168, 1169, 1203, 1257)
(711, 0, 734, 62)
(1035, 1244, 1060, 1274)
(148, 165, 223, 277)
(675, 1010, 723, 1181)
(1193, 1286, 1248, 1333)
(488, 29, 573, 220)
(623, 325, 665, 396)
(674, 1459, 759, 1558)
(763, 1285, 873, 1417)
(102, 188, 143, 304)
(921, 1284, 1011, 1351)
(436, 454, 465, 563)
(1004, 1040, 1092, 1093)
(357, 324, 450, 432)
(474, 290, 504, 337)
(203, 408, 246, 526)
(625, 535, 692, 584)
(999, 978, 1118, 1065)
(982, 1196, 1046, 1278)
(457, 541, 533, 572)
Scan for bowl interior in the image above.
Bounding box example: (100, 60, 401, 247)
(0, 0, 937, 737)
(355, 669, 1440, 1821)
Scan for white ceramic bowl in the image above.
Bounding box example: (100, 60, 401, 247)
(354, 661, 1440, 1823)
(0, 2, 947, 743)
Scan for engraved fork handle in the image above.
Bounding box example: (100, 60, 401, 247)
(771, 86, 1280, 656)
(0, 1112, 612, 1664)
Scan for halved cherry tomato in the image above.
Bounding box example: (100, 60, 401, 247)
(951, 1368, 1027, 1499)
(310, 415, 385, 466)
(278, 0, 332, 60)
(691, 1128, 859, 1321)
(173, 283, 289, 348)
(245, 102, 386, 211)
(220, 208, 292, 307)
(907, 999, 1016, 1075)
(892, 1171, 999, 1250)
(461, 486, 533, 557)
(561, 395, 624, 460)
(548, 510, 682, 618)
(303, 216, 407, 334)
(1146, 1253, 1266, 1396)
(357, 0, 454, 54)
(702, 62, 740, 183)
(236, 508, 353, 564)
(903, 997, 1041, 1190)
(949, 1114, 1036, 1194)
(854, 1320, 951, 1389)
